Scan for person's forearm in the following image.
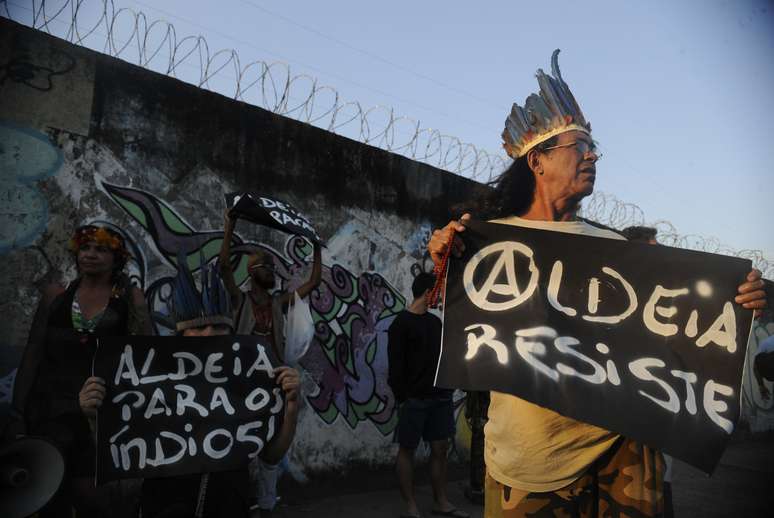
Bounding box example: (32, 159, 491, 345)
(295, 244, 323, 300)
(310, 244, 322, 287)
(219, 216, 242, 300)
(219, 217, 234, 267)
(261, 404, 298, 464)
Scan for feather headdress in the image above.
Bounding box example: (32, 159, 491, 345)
(502, 49, 591, 158)
(171, 252, 233, 333)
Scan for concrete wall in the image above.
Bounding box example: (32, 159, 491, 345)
(0, 18, 479, 480)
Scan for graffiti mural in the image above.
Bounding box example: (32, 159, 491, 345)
(97, 180, 406, 433)
(301, 267, 404, 435)
(0, 122, 63, 254)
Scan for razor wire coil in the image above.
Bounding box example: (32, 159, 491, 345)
(3, 0, 771, 277)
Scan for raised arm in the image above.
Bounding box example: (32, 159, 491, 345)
(219, 210, 242, 308)
(280, 242, 321, 306)
(260, 366, 300, 464)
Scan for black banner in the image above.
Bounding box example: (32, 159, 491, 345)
(94, 335, 283, 484)
(436, 221, 754, 473)
(226, 192, 323, 245)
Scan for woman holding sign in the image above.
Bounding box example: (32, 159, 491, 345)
(10, 225, 152, 517)
(427, 50, 768, 518)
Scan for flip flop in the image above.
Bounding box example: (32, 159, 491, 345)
(431, 508, 470, 518)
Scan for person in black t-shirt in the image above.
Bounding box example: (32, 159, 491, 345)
(388, 273, 469, 518)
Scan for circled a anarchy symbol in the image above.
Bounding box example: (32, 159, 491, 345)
(462, 241, 539, 311)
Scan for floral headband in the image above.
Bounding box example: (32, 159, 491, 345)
(68, 225, 130, 261)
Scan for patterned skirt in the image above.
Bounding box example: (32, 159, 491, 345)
(485, 437, 665, 517)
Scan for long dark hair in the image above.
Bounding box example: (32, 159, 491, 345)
(453, 137, 557, 220)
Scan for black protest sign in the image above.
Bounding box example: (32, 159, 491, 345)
(226, 192, 323, 245)
(94, 335, 284, 484)
(436, 220, 754, 473)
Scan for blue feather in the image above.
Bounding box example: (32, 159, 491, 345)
(169, 250, 233, 329)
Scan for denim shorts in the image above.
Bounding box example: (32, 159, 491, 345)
(396, 396, 455, 449)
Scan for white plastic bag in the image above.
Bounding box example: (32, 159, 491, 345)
(284, 291, 315, 363)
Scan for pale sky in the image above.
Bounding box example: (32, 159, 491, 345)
(8, 0, 774, 260)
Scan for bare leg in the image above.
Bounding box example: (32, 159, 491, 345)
(430, 439, 453, 512)
(397, 446, 420, 516)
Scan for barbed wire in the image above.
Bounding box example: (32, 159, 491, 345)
(3, 0, 771, 277)
(2, 0, 508, 182)
(579, 194, 773, 277)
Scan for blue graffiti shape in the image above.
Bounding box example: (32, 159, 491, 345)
(0, 122, 63, 254)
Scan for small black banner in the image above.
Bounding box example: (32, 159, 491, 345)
(226, 192, 323, 245)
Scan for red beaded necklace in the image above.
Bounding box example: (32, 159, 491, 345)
(426, 228, 456, 309)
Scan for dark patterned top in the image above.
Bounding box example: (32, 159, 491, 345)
(27, 279, 130, 425)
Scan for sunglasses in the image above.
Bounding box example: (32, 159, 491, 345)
(542, 140, 602, 159)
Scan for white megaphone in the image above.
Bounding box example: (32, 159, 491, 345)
(0, 436, 65, 518)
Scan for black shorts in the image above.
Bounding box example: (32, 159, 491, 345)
(396, 397, 455, 449)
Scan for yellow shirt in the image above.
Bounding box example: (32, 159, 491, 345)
(484, 216, 624, 492)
